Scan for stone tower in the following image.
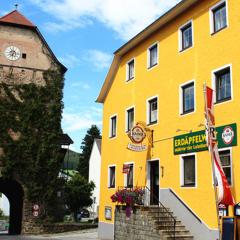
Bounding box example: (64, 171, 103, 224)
(0, 10, 67, 234)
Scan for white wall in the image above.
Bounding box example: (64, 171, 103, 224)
(88, 140, 101, 217)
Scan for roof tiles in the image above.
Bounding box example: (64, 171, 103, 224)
(0, 10, 35, 27)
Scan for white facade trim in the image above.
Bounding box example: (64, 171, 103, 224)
(125, 105, 135, 132)
(126, 57, 135, 82)
(209, 0, 228, 34)
(146, 95, 159, 126)
(109, 113, 118, 139)
(123, 161, 134, 188)
(179, 79, 196, 116)
(147, 41, 159, 70)
(178, 19, 194, 52)
(108, 164, 116, 189)
(211, 63, 233, 105)
(180, 152, 198, 189)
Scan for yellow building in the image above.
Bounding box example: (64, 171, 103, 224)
(97, 0, 239, 239)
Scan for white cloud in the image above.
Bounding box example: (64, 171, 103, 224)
(58, 54, 81, 68)
(29, 0, 181, 40)
(84, 50, 112, 70)
(71, 82, 91, 89)
(62, 108, 102, 132)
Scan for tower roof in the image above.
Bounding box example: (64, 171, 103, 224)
(0, 10, 35, 27)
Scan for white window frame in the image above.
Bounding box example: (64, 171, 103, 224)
(109, 114, 117, 139)
(147, 42, 159, 70)
(209, 0, 228, 34)
(178, 20, 194, 52)
(218, 147, 233, 186)
(124, 162, 134, 188)
(179, 79, 196, 116)
(146, 95, 159, 126)
(211, 63, 233, 105)
(180, 153, 197, 188)
(126, 58, 135, 82)
(125, 105, 135, 132)
(108, 164, 116, 189)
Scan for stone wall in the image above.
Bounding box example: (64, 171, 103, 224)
(115, 206, 162, 240)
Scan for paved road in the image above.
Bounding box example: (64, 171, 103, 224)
(0, 228, 100, 240)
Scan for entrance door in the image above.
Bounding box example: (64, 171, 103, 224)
(150, 160, 159, 205)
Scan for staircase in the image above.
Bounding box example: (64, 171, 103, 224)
(147, 206, 194, 240)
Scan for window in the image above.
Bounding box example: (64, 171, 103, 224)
(125, 164, 133, 188)
(126, 59, 134, 81)
(147, 97, 158, 125)
(181, 155, 196, 187)
(180, 22, 193, 51)
(214, 67, 231, 103)
(211, 1, 227, 33)
(148, 43, 158, 68)
(219, 150, 231, 185)
(108, 166, 116, 188)
(126, 107, 134, 132)
(110, 115, 117, 138)
(181, 82, 195, 114)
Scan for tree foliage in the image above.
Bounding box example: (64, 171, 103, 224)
(78, 125, 101, 179)
(64, 173, 95, 221)
(0, 69, 65, 218)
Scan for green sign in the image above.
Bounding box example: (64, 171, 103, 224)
(174, 123, 237, 155)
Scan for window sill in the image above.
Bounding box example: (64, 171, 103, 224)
(147, 121, 158, 126)
(147, 63, 158, 70)
(181, 109, 194, 115)
(181, 185, 196, 188)
(179, 45, 193, 53)
(211, 25, 228, 36)
(126, 77, 135, 82)
(215, 97, 231, 105)
(108, 186, 116, 189)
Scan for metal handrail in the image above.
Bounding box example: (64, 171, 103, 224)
(144, 186, 176, 240)
(116, 186, 176, 239)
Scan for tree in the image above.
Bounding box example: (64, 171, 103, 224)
(64, 173, 95, 221)
(77, 125, 101, 179)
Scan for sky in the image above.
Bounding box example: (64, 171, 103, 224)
(1, 0, 180, 152)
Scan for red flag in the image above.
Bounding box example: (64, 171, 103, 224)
(204, 85, 234, 206)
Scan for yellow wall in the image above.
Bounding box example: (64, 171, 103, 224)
(99, 0, 240, 229)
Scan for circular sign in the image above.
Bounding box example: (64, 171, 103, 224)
(130, 125, 146, 144)
(33, 211, 39, 217)
(33, 204, 39, 211)
(222, 126, 234, 145)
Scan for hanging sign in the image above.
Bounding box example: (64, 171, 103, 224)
(127, 124, 147, 152)
(127, 143, 147, 152)
(174, 123, 237, 155)
(129, 125, 146, 144)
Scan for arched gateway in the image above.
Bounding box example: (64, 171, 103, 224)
(0, 178, 24, 235)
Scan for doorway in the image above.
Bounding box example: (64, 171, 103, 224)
(0, 178, 24, 235)
(148, 160, 159, 205)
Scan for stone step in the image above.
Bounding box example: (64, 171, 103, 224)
(162, 229, 191, 236)
(166, 235, 194, 240)
(156, 223, 186, 231)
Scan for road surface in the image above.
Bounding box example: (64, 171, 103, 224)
(0, 228, 100, 240)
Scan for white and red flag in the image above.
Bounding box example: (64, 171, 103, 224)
(204, 85, 234, 206)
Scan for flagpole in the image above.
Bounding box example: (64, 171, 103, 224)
(203, 83, 221, 238)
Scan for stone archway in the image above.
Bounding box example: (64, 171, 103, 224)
(0, 178, 24, 235)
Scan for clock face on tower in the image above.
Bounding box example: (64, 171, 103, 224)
(4, 46, 21, 61)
